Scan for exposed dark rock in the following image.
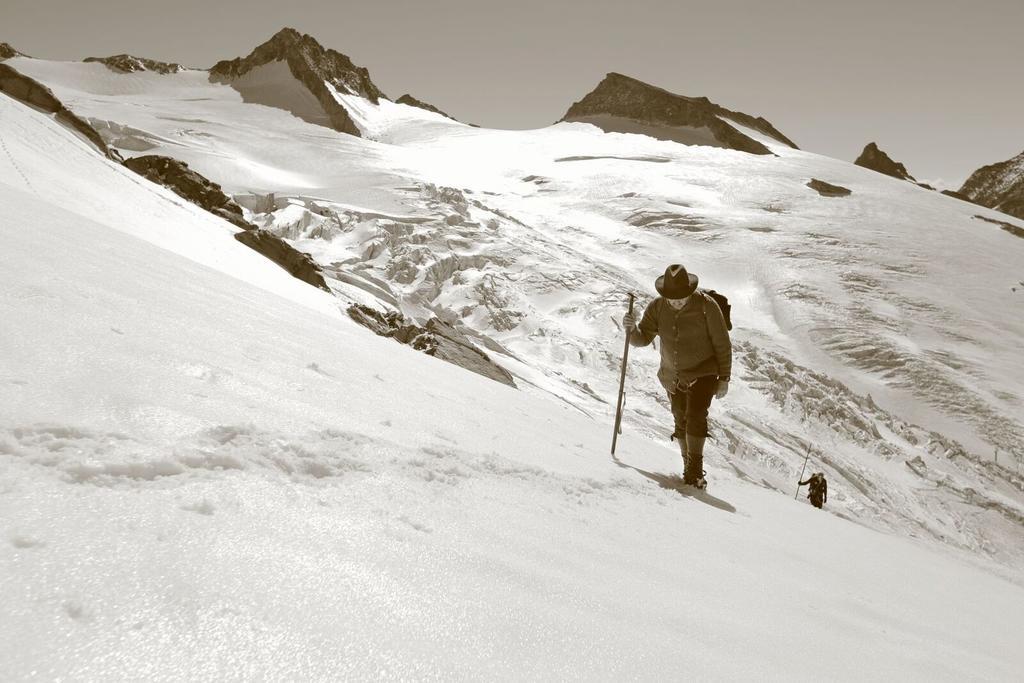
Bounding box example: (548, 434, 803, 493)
(123, 155, 251, 229)
(0, 43, 24, 60)
(235, 229, 330, 291)
(396, 93, 476, 126)
(941, 189, 974, 203)
(854, 142, 916, 181)
(0, 63, 115, 159)
(560, 72, 797, 155)
(210, 27, 384, 137)
(958, 151, 1024, 221)
(84, 54, 185, 74)
(346, 304, 516, 386)
(123, 155, 331, 291)
(973, 214, 1024, 240)
(807, 179, 852, 197)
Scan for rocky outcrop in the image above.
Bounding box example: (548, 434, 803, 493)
(807, 178, 852, 197)
(209, 27, 384, 137)
(0, 63, 114, 159)
(235, 230, 330, 291)
(123, 155, 251, 228)
(561, 72, 797, 155)
(396, 93, 471, 125)
(0, 43, 24, 60)
(973, 214, 1024, 240)
(854, 142, 916, 181)
(347, 304, 515, 386)
(941, 189, 973, 203)
(958, 151, 1024, 221)
(84, 54, 185, 74)
(121, 155, 330, 290)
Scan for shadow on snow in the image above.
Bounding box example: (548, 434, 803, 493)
(612, 455, 737, 514)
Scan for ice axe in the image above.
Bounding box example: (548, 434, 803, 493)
(611, 292, 636, 455)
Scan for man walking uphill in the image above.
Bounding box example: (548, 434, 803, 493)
(623, 264, 732, 489)
(799, 472, 828, 509)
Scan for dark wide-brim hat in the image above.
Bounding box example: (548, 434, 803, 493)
(655, 264, 699, 299)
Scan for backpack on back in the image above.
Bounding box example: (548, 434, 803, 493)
(701, 289, 733, 330)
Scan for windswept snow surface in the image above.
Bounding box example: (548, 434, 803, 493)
(2, 58, 1024, 678)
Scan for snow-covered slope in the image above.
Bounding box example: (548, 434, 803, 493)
(11, 50, 1023, 572)
(2, 89, 1024, 680)
(0, 91, 336, 317)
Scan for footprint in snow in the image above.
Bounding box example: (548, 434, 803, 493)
(9, 534, 45, 549)
(180, 499, 215, 515)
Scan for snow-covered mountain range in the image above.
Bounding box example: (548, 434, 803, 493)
(2, 29, 1023, 679)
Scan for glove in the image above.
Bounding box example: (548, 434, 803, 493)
(715, 379, 729, 399)
(622, 312, 637, 333)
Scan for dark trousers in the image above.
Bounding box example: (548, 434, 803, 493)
(810, 493, 824, 509)
(669, 375, 718, 439)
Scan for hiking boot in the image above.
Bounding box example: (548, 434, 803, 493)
(684, 434, 706, 485)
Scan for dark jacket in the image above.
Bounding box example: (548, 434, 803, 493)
(629, 291, 732, 392)
(799, 475, 828, 501)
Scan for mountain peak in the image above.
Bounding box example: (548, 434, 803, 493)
(854, 142, 916, 181)
(267, 27, 303, 43)
(560, 72, 798, 155)
(209, 28, 385, 137)
(210, 28, 384, 103)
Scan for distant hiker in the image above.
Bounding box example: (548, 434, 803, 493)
(622, 264, 732, 488)
(798, 472, 828, 509)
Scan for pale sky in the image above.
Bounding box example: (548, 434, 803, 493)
(4, 0, 1021, 186)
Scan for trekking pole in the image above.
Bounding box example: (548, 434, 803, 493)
(794, 445, 811, 500)
(611, 293, 636, 455)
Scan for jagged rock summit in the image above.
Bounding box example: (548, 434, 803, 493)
(854, 142, 916, 181)
(958, 150, 1024, 221)
(84, 54, 185, 74)
(209, 27, 384, 137)
(560, 72, 798, 155)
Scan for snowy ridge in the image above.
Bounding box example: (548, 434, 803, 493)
(83, 54, 187, 75)
(0, 94, 337, 317)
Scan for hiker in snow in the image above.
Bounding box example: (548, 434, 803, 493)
(798, 472, 828, 509)
(622, 264, 732, 488)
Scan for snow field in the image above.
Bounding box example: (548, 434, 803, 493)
(0, 136, 1021, 681)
